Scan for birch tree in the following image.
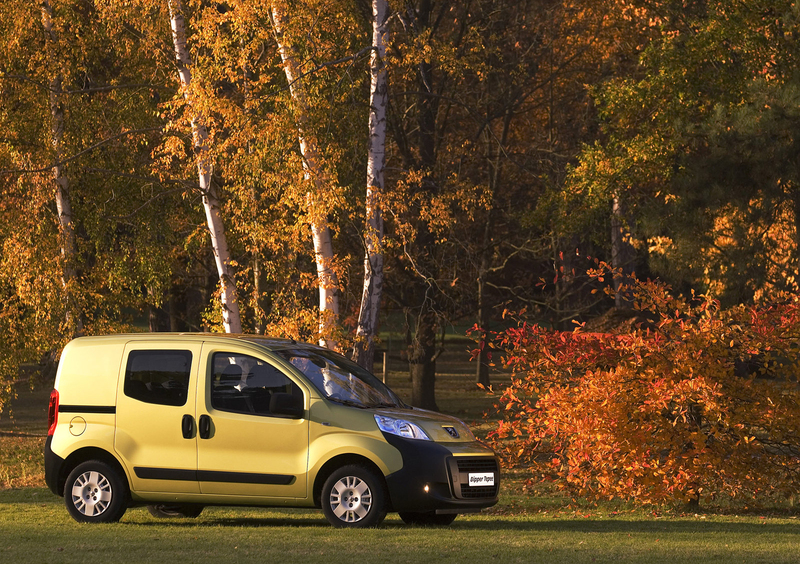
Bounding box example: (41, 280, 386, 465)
(351, 0, 389, 371)
(167, 0, 242, 333)
(270, 2, 340, 349)
(40, 0, 82, 337)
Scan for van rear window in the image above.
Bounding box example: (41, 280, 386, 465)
(124, 350, 192, 406)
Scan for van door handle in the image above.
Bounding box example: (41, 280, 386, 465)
(198, 414, 211, 439)
(181, 414, 194, 439)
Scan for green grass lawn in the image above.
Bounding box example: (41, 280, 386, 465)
(1, 487, 800, 564)
(3, 355, 800, 563)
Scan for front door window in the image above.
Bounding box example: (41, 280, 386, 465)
(210, 353, 302, 417)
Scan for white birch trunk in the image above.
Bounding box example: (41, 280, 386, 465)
(168, 0, 242, 333)
(270, 4, 340, 349)
(352, 0, 389, 371)
(41, 1, 82, 336)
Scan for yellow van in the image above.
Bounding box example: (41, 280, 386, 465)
(44, 334, 499, 527)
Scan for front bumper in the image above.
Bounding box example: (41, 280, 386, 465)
(382, 433, 499, 514)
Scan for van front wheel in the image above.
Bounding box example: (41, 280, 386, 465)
(65, 460, 128, 523)
(321, 465, 387, 528)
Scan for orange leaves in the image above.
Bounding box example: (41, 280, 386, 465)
(488, 264, 800, 507)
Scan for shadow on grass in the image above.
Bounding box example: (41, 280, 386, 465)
(128, 517, 333, 529)
(5, 489, 800, 536)
(118, 512, 800, 536)
(453, 518, 800, 535)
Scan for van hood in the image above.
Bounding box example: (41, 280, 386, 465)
(373, 406, 478, 443)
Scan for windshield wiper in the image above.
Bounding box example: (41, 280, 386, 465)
(370, 401, 401, 408)
(326, 397, 368, 409)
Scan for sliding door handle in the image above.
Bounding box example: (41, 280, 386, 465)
(198, 414, 212, 439)
(181, 414, 194, 439)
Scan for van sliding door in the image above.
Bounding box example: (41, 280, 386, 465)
(114, 341, 203, 494)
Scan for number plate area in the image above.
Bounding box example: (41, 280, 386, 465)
(468, 472, 495, 487)
(447, 457, 500, 499)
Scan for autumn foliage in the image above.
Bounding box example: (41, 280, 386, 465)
(487, 264, 800, 507)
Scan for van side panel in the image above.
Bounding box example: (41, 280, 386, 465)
(307, 399, 404, 479)
(47, 413, 119, 491)
(55, 340, 123, 409)
(49, 340, 124, 464)
(308, 431, 403, 478)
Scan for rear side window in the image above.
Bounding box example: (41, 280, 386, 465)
(124, 350, 192, 407)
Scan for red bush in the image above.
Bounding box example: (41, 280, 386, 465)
(486, 265, 800, 506)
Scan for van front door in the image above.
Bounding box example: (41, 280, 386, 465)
(195, 347, 309, 499)
(114, 341, 202, 494)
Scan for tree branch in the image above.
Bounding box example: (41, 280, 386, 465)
(0, 127, 163, 175)
(0, 73, 160, 95)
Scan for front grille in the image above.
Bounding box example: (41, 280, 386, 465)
(456, 458, 499, 474)
(448, 457, 500, 499)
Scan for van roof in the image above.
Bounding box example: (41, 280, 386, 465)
(70, 333, 324, 352)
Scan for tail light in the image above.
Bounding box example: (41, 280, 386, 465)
(47, 389, 59, 436)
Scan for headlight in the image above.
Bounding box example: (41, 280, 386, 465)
(374, 414, 431, 440)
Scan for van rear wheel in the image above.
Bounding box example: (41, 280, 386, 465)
(321, 465, 387, 528)
(65, 460, 128, 523)
(147, 504, 204, 518)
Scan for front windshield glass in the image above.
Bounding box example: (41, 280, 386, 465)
(276, 348, 403, 408)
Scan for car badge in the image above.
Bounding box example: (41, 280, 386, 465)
(443, 426, 459, 439)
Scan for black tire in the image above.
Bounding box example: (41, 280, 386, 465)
(64, 460, 128, 523)
(321, 465, 387, 528)
(399, 511, 458, 526)
(147, 504, 204, 519)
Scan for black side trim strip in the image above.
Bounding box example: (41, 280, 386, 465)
(198, 470, 294, 485)
(59, 405, 116, 414)
(135, 467, 197, 481)
(133, 467, 294, 486)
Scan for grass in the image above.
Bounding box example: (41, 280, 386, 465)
(0, 435, 45, 488)
(2, 347, 800, 562)
(2, 488, 800, 564)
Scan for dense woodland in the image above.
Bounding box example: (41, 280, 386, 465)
(1, 0, 799, 416)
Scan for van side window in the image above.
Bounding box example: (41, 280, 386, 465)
(211, 353, 302, 417)
(124, 350, 192, 407)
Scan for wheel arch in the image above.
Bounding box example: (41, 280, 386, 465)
(312, 454, 391, 510)
(56, 447, 129, 498)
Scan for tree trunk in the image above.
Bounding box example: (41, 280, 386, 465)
(475, 272, 491, 388)
(409, 309, 438, 411)
(475, 108, 512, 387)
(403, 0, 440, 408)
(475, 207, 493, 387)
(352, 0, 389, 372)
(611, 193, 635, 309)
(169, 291, 180, 332)
(41, 1, 82, 337)
(792, 189, 800, 284)
(270, 3, 339, 349)
(168, 0, 241, 334)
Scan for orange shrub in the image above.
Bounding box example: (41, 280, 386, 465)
(486, 266, 800, 506)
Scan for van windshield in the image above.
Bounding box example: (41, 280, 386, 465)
(275, 348, 404, 409)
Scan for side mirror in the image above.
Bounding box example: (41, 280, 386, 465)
(270, 392, 304, 419)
